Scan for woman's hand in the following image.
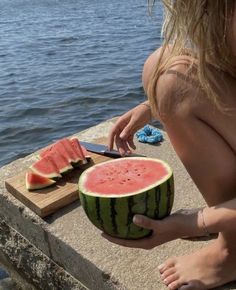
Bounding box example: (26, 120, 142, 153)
(102, 214, 185, 249)
(108, 102, 152, 156)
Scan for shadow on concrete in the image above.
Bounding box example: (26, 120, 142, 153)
(45, 200, 81, 224)
(181, 233, 219, 242)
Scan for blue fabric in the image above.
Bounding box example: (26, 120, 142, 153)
(136, 125, 163, 144)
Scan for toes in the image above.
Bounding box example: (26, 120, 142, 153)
(162, 273, 180, 288)
(160, 267, 176, 280)
(158, 257, 176, 273)
(167, 279, 184, 290)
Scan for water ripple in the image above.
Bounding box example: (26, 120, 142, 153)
(0, 0, 163, 167)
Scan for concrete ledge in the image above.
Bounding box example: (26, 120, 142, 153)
(0, 219, 87, 290)
(1, 118, 236, 290)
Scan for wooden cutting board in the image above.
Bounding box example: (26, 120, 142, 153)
(5, 151, 113, 218)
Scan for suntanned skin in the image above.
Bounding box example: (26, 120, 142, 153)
(106, 9, 236, 290)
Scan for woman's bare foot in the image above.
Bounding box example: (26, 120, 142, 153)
(158, 234, 236, 289)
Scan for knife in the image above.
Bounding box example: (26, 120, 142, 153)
(80, 141, 146, 158)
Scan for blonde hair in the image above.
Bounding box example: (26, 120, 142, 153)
(147, 0, 236, 113)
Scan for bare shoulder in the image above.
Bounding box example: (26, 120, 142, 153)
(142, 46, 195, 89)
(142, 46, 199, 120)
(142, 47, 236, 153)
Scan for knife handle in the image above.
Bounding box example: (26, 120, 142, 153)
(103, 150, 122, 158)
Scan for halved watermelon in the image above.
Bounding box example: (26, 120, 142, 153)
(30, 155, 61, 179)
(78, 157, 174, 239)
(26, 172, 56, 190)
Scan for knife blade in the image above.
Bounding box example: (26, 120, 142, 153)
(80, 141, 146, 158)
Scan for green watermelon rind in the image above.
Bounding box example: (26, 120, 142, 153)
(78, 157, 174, 240)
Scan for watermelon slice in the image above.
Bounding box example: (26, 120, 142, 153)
(78, 157, 174, 240)
(60, 138, 81, 164)
(26, 172, 56, 190)
(40, 137, 89, 165)
(41, 139, 77, 164)
(45, 151, 73, 174)
(40, 146, 53, 159)
(30, 155, 61, 179)
(70, 138, 87, 164)
(80, 145, 91, 159)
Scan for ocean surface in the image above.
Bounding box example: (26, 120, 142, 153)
(0, 0, 163, 167)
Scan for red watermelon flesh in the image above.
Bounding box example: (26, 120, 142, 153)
(60, 138, 81, 164)
(40, 146, 53, 159)
(49, 140, 75, 164)
(83, 158, 169, 195)
(26, 172, 56, 190)
(81, 145, 91, 159)
(40, 138, 78, 164)
(30, 155, 61, 179)
(70, 138, 87, 164)
(42, 151, 73, 174)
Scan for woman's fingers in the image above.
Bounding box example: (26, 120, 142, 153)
(115, 135, 130, 156)
(108, 124, 122, 151)
(108, 115, 131, 151)
(127, 136, 136, 150)
(117, 122, 138, 154)
(108, 103, 150, 152)
(133, 215, 158, 230)
(109, 123, 136, 155)
(108, 130, 115, 151)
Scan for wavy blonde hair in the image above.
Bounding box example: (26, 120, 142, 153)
(147, 0, 236, 113)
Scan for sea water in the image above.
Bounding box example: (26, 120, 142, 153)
(0, 0, 163, 167)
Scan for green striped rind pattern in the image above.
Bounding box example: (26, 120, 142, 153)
(79, 173, 174, 239)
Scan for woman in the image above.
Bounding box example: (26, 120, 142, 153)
(106, 1, 236, 289)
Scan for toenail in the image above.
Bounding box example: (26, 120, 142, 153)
(164, 278, 168, 284)
(158, 263, 165, 270)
